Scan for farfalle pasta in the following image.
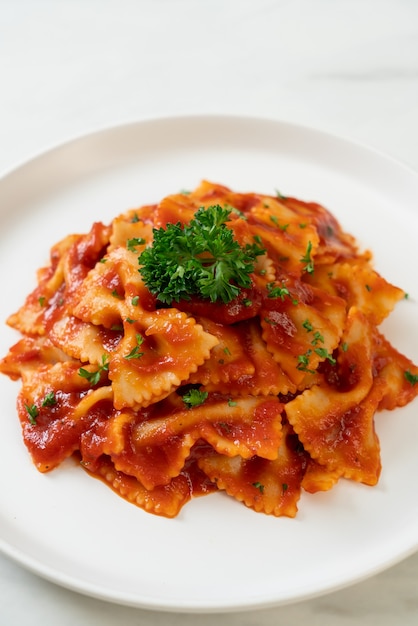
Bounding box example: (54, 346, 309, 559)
(1, 180, 417, 518)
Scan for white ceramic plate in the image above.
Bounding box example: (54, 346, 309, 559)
(0, 116, 417, 613)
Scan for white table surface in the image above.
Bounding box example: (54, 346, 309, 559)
(1, 1, 418, 624)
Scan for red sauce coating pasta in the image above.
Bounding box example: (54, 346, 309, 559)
(1, 180, 417, 518)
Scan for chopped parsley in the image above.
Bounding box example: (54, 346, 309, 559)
(124, 334, 144, 360)
(182, 389, 208, 408)
(252, 481, 265, 493)
(138, 205, 266, 305)
(126, 237, 146, 252)
(41, 392, 56, 407)
(267, 282, 290, 301)
(302, 319, 313, 332)
(269, 215, 289, 229)
(275, 189, 287, 200)
(25, 404, 39, 425)
(296, 351, 315, 374)
(78, 354, 109, 386)
(314, 347, 336, 364)
(311, 331, 325, 346)
(404, 370, 418, 386)
(300, 241, 314, 274)
(131, 296, 140, 306)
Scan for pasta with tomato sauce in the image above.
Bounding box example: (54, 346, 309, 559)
(1, 180, 417, 518)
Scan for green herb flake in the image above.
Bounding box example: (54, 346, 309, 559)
(182, 389, 208, 408)
(111, 289, 123, 299)
(275, 189, 287, 200)
(25, 404, 39, 425)
(341, 342, 349, 352)
(252, 481, 265, 493)
(38, 296, 46, 307)
(300, 241, 314, 274)
(228, 205, 247, 220)
(302, 319, 313, 332)
(78, 354, 109, 386)
(314, 347, 336, 365)
(264, 316, 277, 326)
(311, 331, 325, 346)
(124, 334, 144, 360)
(296, 350, 315, 374)
(404, 370, 418, 386)
(131, 296, 140, 306)
(41, 392, 56, 407)
(130, 213, 140, 223)
(126, 237, 146, 252)
(111, 324, 124, 331)
(228, 398, 237, 407)
(365, 284, 372, 292)
(267, 282, 290, 301)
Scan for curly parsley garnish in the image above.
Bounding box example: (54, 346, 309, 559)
(138, 205, 266, 305)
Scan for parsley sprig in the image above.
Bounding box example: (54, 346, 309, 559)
(182, 389, 208, 408)
(79, 354, 109, 386)
(138, 205, 265, 304)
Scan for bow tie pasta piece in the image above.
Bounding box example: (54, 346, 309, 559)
(261, 282, 346, 386)
(71, 246, 153, 328)
(285, 308, 382, 485)
(48, 314, 121, 364)
(88, 456, 194, 518)
(306, 261, 405, 326)
(198, 423, 306, 517)
(193, 318, 296, 396)
(371, 328, 418, 411)
(15, 359, 111, 472)
(109, 309, 218, 410)
(107, 210, 153, 251)
(79, 393, 283, 492)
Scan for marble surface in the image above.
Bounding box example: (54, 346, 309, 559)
(1, 1, 418, 624)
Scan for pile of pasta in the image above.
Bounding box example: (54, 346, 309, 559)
(1, 180, 417, 518)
